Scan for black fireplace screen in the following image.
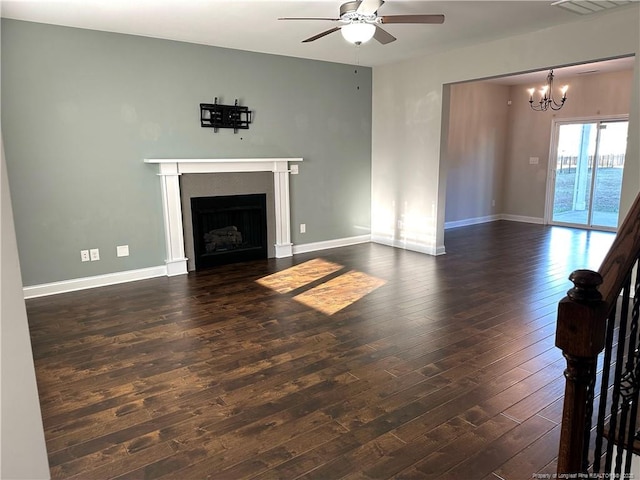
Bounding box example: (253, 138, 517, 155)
(191, 194, 267, 270)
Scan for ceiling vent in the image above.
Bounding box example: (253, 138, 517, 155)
(551, 0, 633, 15)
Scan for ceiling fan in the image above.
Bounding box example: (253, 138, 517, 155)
(278, 0, 445, 45)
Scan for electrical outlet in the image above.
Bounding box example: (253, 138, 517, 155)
(90, 248, 100, 261)
(80, 250, 90, 262)
(529, 156, 539, 165)
(116, 245, 129, 257)
(300, 223, 306, 234)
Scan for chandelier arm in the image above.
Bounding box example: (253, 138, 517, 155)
(529, 98, 548, 111)
(550, 98, 566, 111)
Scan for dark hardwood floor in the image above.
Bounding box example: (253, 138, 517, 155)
(26, 221, 616, 480)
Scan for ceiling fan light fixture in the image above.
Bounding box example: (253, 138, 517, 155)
(341, 21, 376, 44)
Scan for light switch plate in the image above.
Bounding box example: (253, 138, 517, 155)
(117, 245, 130, 257)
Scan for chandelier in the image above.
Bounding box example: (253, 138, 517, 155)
(528, 69, 568, 111)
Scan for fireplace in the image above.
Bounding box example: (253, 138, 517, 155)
(144, 158, 302, 276)
(191, 194, 267, 269)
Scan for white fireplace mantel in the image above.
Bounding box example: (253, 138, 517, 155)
(145, 158, 302, 276)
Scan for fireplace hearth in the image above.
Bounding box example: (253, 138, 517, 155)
(191, 194, 267, 270)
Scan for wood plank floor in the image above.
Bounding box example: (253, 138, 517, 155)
(26, 221, 616, 480)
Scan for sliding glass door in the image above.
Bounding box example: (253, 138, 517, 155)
(547, 118, 628, 231)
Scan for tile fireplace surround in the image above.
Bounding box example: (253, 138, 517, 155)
(145, 158, 303, 276)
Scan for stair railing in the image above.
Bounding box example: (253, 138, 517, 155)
(556, 192, 640, 475)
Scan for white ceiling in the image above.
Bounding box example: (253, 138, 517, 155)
(3, 0, 633, 68)
(481, 56, 636, 86)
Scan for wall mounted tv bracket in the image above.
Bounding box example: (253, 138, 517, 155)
(200, 98, 252, 133)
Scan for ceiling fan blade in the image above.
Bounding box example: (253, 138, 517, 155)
(373, 26, 396, 45)
(278, 17, 340, 21)
(302, 27, 341, 43)
(356, 0, 384, 16)
(380, 14, 445, 24)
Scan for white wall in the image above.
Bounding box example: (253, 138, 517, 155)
(1, 137, 50, 478)
(0, 9, 50, 476)
(372, 6, 640, 254)
(445, 82, 510, 225)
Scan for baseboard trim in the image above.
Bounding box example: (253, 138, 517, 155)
(25, 238, 373, 298)
(445, 214, 544, 229)
(500, 214, 544, 225)
(23, 265, 167, 299)
(292, 235, 371, 255)
(275, 243, 294, 258)
(445, 214, 501, 230)
(370, 235, 445, 256)
(26, 218, 553, 298)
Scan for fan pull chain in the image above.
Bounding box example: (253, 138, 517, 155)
(354, 44, 361, 91)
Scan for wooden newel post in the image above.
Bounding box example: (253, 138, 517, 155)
(556, 269, 608, 474)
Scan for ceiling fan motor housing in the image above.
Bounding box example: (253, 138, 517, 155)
(340, 1, 377, 22)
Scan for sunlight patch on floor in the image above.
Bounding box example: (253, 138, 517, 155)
(293, 270, 386, 315)
(256, 259, 386, 315)
(256, 258, 344, 293)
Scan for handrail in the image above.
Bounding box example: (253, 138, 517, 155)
(556, 191, 640, 475)
(598, 192, 640, 307)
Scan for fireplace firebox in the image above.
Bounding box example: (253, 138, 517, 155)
(191, 194, 267, 270)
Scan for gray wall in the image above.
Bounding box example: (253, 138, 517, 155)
(1, 19, 372, 287)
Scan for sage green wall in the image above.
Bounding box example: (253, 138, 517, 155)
(1, 19, 372, 286)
